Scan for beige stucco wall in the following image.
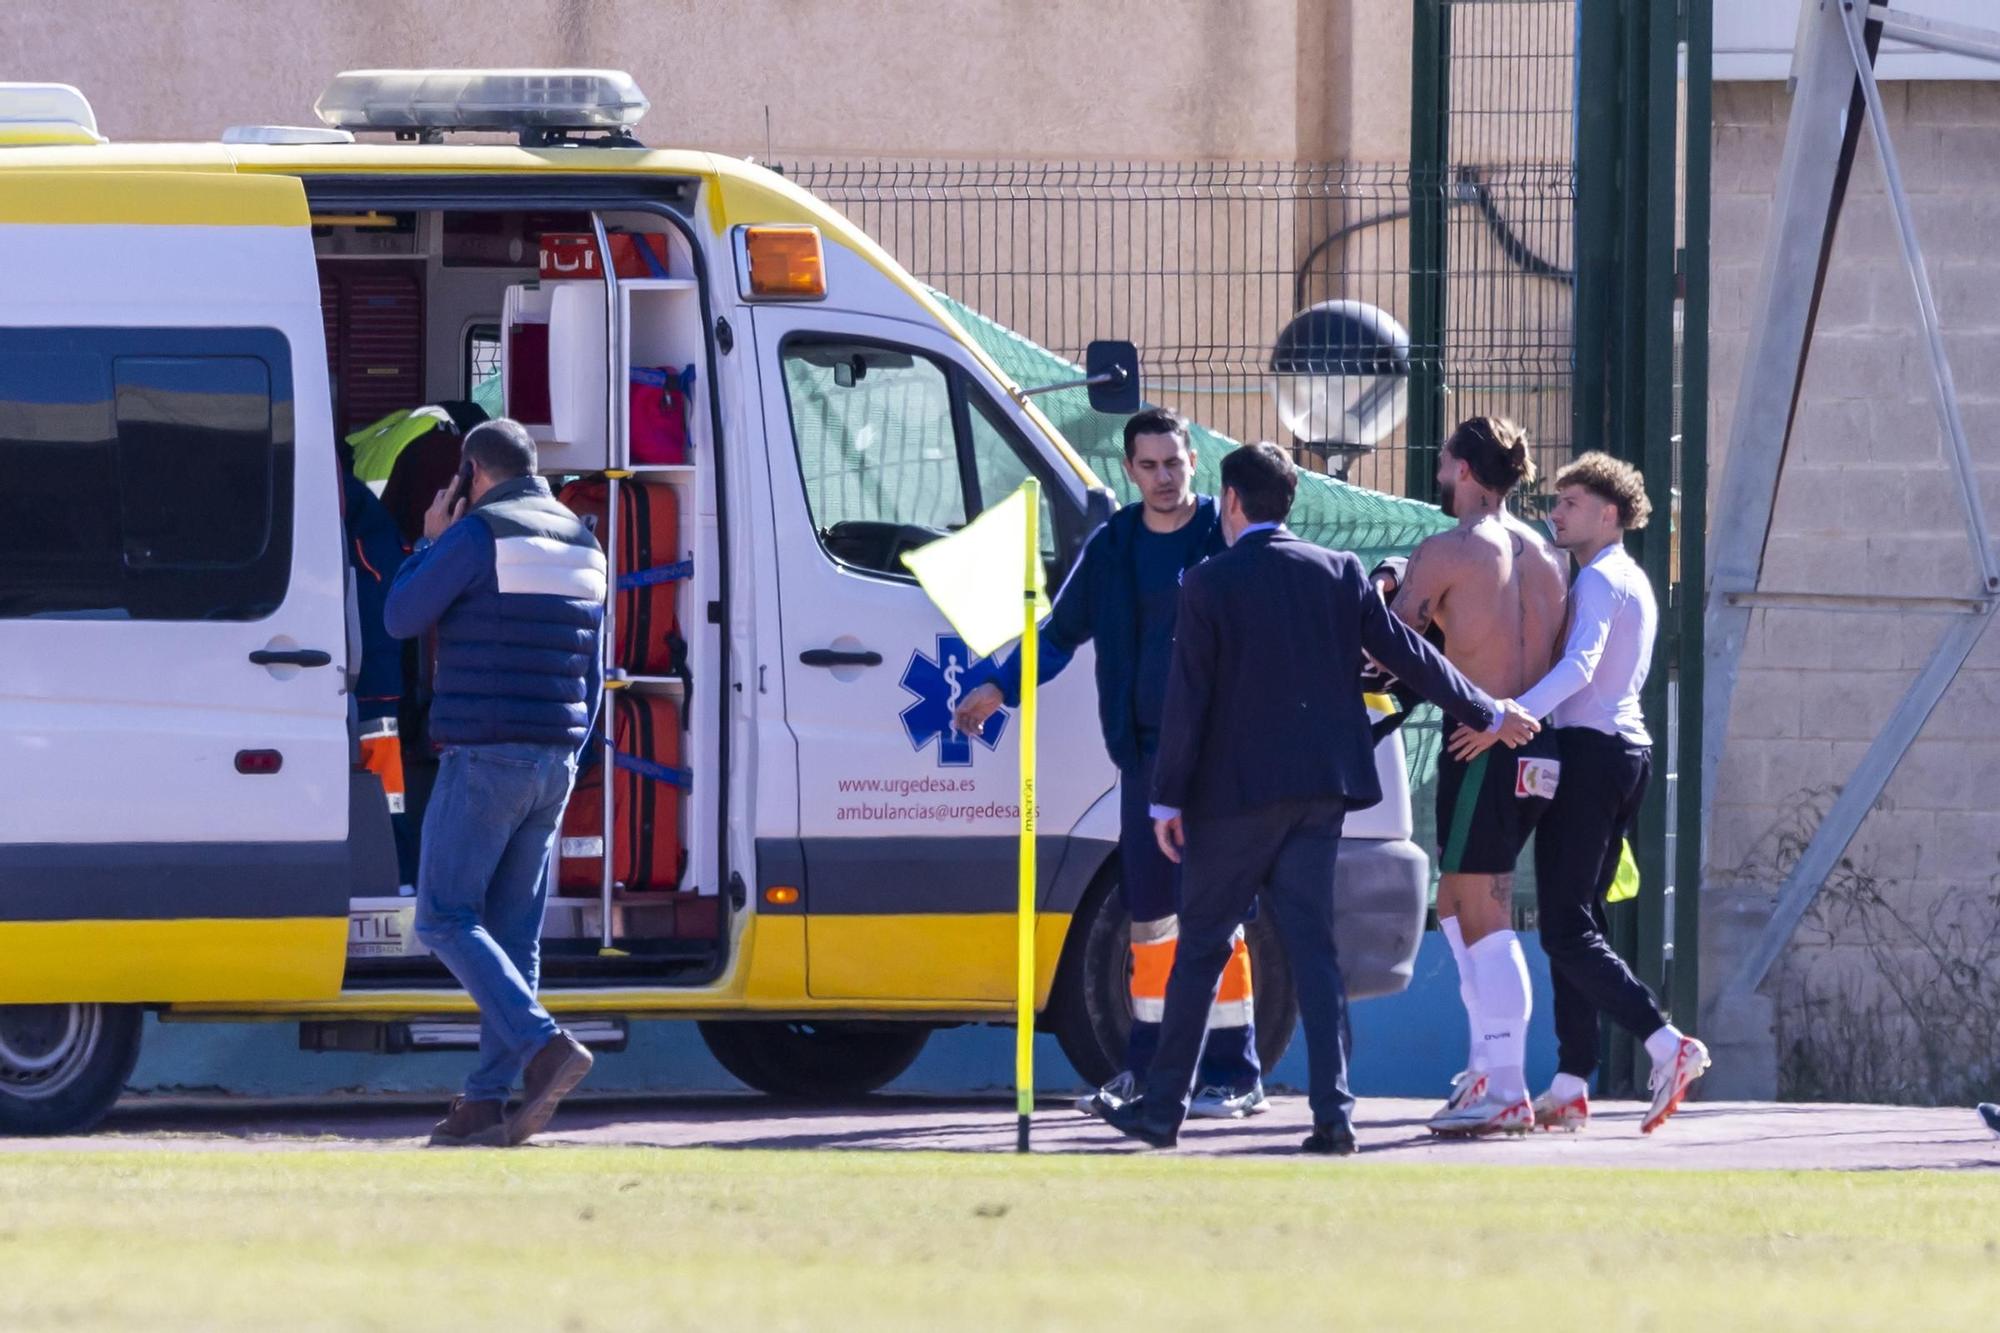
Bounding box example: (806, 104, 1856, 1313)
(1705, 79, 2000, 1103)
(0, 0, 1408, 162)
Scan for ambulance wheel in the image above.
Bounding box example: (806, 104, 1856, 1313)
(0, 1003, 142, 1136)
(697, 1020, 930, 1100)
(1049, 873, 1300, 1090)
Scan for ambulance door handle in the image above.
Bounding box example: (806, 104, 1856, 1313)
(248, 648, 333, 668)
(799, 648, 882, 668)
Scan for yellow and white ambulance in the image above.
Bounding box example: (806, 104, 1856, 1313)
(0, 72, 1429, 1133)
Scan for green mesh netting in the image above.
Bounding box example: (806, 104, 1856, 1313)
(931, 291, 1452, 569)
(932, 290, 1452, 793)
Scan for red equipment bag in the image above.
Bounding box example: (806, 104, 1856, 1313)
(557, 475, 687, 676)
(628, 365, 695, 465)
(558, 692, 687, 893)
(505, 323, 551, 425)
(538, 231, 673, 281)
(538, 232, 600, 280)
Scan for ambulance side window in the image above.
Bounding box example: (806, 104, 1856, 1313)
(780, 337, 969, 579)
(965, 392, 1062, 574)
(0, 327, 294, 621)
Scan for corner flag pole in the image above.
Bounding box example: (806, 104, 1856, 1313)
(1016, 478, 1040, 1153)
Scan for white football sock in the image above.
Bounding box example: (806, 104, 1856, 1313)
(1468, 929, 1532, 1103)
(1548, 1072, 1589, 1104)
(1440, 916, 1484, 1074)
(1644, 1023, 1686, 1068)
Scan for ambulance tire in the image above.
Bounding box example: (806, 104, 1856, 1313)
(1049, 873, 1301, 1089)
(0, 1003, 143, 1136)
(697, 1020, 931, 1100)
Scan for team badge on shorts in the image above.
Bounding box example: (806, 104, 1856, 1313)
(1515, 757, 1561, 800)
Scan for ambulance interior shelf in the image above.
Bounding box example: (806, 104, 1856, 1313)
(500, 219, 702, 474)
(499, 218, 712, 954)
(501, 278, 701, 472)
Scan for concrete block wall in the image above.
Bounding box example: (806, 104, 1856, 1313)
(1705, 80, 2000, 1103)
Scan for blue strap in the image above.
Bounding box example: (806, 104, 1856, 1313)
(634, 236, 672, 279)
(615, 752, 692, 788)
(617, 559, 692, 591)
(630, 364, 697, 393)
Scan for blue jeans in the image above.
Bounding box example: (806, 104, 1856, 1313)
(415, 742, 575, 1102)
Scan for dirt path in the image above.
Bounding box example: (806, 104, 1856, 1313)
(6, 1093, 1993, 1170)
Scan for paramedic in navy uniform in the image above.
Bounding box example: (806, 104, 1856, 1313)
(1094, 442, 1538, 1153)
(954, 408, 1267, 1119)
(384, 419, 607, 1148)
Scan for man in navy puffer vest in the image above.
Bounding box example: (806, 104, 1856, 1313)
(385, 419, 605, 1148)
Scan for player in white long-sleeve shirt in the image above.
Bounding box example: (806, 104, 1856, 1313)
(1450, 453, 1709, 1134)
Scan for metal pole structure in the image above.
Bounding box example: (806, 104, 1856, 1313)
(1572, 0, 1620, 458)
(1631, 0, 1680, 1026)
(1713, 0, 2000, 1003)
(1672, 0, 1713, 1029)
(1406, 0, 1451, 502)
(590, 210, 623, 954)
(1699, 0, 1864, 822)
(1836, 2, 2000, 595)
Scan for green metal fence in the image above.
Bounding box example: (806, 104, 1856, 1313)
(1414, 0, 1709, 1087)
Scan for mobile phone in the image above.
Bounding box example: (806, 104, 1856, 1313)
(455, 456, 475, 491)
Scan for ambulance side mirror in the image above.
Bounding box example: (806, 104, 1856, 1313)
(1014, 340, 1143, 416)
(1084, 340, 1141, 414)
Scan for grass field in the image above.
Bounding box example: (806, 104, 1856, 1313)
(2, 1148, 1995, 1330)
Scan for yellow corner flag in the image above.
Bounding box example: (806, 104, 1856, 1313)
(901, 480, 1045, 1150)
(900, 484, 1050, 656)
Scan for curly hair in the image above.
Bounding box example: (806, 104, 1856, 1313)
(1553, 451, 1651, 530)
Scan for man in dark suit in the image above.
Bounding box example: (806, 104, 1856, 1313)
(1096, 442, 1539, 1154)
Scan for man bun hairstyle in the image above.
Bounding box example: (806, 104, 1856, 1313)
(462, 417, 538, 481)
(1445, 415, 1536, 495)
(1554, 451, 1651, 529)
(1122, 406, 1190, 460)
(1220, 441, 1298, 524)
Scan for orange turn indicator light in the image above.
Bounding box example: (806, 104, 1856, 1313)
(743, 225, 825, 299)
(764, 886, 801, 906)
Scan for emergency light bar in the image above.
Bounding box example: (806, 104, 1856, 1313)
(314, 69, 649, 144)
(0, 82, 105, 146)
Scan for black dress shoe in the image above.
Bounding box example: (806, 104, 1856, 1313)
(1300, 1123, 1358, 1155)
(1101, 1097, 1180, 1148)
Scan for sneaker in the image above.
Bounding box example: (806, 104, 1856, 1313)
(427, 1095, 508, 1148)
(1428, 1089, 1534, 1137)
(1641, 1036, 1711, 1134)
(1979, 1104, 2000, 1136)
(1076, 1070, 1137, 1117)
(1189, 1083, 1269, 1119)
(1532, 1087, 1589, 1132)
(1425, 1070, 1487, 1128)
(507, 1030, 594, 1146)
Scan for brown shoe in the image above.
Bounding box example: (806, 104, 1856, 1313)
(428, 1095, 507, 1148)
(508, 1031, 594, 1145)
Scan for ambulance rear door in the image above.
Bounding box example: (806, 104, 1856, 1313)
(0, 171, 350, 1003)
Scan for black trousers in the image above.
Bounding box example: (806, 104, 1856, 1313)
(1140, 798, 1353, 1131)
(1532, 727, 1668, 1080)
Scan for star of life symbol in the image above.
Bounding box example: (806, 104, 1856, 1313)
(900, 634, 1008, 767)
